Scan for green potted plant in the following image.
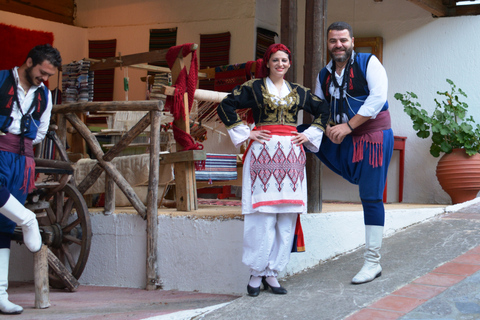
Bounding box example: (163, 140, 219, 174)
(394, 79, 480, 204)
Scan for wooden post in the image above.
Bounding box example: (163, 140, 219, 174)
(304, 0, 327, 213)
(104, 175, 115, 215)
(146, 110, 161, 290)
(34, 245, 50, 309)
(47, 248, 79, 292)
(56, 114, 67, 159)
(170, 45, 199, 211)
(281, 0, 297, 83)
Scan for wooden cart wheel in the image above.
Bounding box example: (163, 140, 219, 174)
(38, 183, 92, 289)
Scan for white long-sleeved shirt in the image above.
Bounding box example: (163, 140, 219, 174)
(314, 52, 388, 119)
(7, 67, 53, 145)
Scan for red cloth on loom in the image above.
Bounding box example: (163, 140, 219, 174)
(172, 123, 204, 152)
(214, 68, 248, 92)
(165, 44, 198, 120)
(164, 44, 204, 156)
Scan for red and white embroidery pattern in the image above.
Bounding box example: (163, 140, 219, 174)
(250, 141, 306, 194)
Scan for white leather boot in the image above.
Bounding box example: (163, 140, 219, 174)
(352, 225, 383, 284)
(0, 249, 23, 314)
(0, 195, 41, 253)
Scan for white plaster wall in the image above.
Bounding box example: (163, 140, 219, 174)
(156, 215, 247, 293)
(284, 206, 446, 277)
(9, 205, 446, 294)
(79, 212, 148, 287)
(255, 0, 281, 51)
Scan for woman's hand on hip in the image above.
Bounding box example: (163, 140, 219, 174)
(291, 132, 308, 146)
(249, 129, 271, 144)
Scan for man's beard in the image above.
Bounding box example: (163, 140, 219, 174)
(24, 66, 36, 86)
(329, 46, 353, 63)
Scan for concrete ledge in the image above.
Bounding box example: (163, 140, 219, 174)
(9, 203, 449, 295)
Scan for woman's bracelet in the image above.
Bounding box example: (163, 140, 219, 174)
(347, 121, 354, 132)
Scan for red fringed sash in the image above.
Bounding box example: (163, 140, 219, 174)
(351, 110, 391, 168)
(0, 133, 36, 194)
(352, 132, 384, 168)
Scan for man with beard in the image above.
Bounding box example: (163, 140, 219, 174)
(0, 44, 61, 314)
(300, 21, 393, 284)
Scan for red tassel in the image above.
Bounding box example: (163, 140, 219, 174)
(21, 157, 36, 194)
(352, 132, 384, 168)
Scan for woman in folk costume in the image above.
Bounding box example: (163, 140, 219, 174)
(217, 43, 330, 296)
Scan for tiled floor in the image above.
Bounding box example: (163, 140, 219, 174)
(345, 211, 480, 320)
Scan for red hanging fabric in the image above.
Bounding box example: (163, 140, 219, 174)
(164, 43, 198, 121)
(164, 43, 204, 158)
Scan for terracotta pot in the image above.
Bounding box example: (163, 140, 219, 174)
(436, 148, 480, 204)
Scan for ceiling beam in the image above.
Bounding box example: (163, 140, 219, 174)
(408, 0, 480, 17)
(452, 3, 480, 16)
(406, 0, 450, 16)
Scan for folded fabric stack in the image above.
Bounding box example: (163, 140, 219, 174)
(62, 60, 94, 103)
(195, 153, 237, 181)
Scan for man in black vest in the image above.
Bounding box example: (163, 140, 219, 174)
(0, 44, 61, 314)
(313, 22, 393, 284)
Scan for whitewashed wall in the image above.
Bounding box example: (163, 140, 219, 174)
(9, 204, 448, 294)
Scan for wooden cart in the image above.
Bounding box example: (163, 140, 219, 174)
(12, 127, 92, 307)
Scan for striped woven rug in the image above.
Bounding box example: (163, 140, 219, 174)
(214, 63, 248, 92)
(195, 153, 237, 181)
(199, 32, 231, 90)
(149, 28, 177, 68)
(256, 27, 278, 60)
(89, 39, 117, 101)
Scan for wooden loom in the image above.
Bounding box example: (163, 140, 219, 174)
(66, 45, 254, 215)
(54, 45, 209, 290)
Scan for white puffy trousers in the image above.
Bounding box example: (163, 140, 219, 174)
(242, 212, 297, 278)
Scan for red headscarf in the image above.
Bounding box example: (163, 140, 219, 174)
(258, 43, 292, 78)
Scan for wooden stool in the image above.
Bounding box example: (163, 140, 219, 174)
(383, 136, 407, 203)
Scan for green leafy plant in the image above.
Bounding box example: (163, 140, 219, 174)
(394, 79, 480, 157)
